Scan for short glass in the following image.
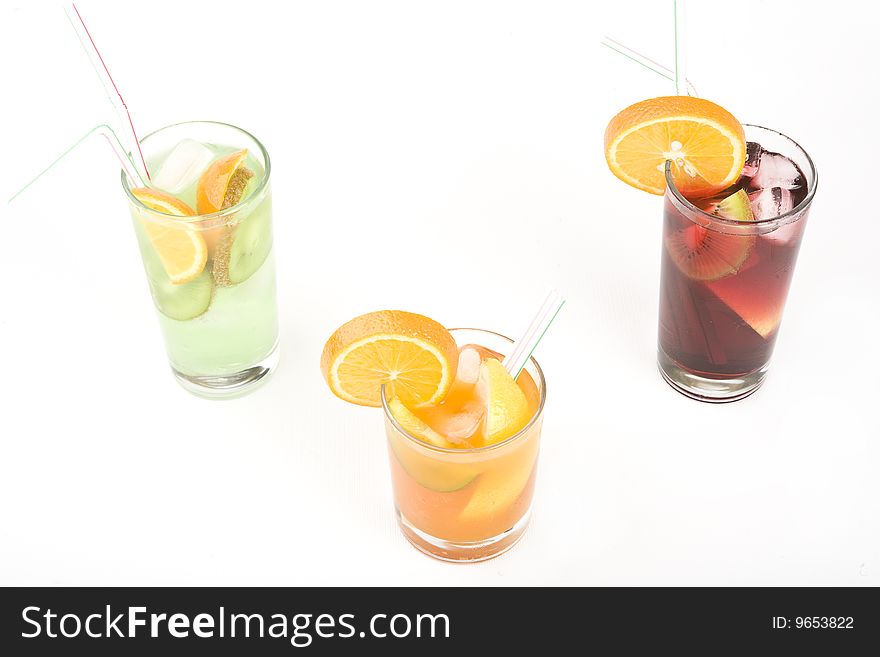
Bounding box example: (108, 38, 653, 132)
(381, 328, 546, 562)
(658, 124, 817, 402)
(122, 121, 279, 398)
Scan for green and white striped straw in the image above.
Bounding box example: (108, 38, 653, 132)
(600, 1, 696, 97)
(503, 289, 565, 380)
(8, 124, 145, 203)
(673, 0, 688, 96)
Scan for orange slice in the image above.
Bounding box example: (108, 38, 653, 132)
(604, 96, 746, 196)
(320, 311, 459, 408)
(196, 149, 253, 215)
(131, 188, 207, 284)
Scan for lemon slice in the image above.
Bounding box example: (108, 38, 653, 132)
(478, 358, 532, 445)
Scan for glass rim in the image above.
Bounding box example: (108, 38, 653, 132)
(120, 120, 271, 223)
(664, 123, 818, 228)
(380, 327, 547, 455)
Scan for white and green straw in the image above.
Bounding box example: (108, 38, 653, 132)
(600, 0, 696, 97)
(503, 289, 565, 379)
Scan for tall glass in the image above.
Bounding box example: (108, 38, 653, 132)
(658, 125, 817, 402)
(381, 328, 546, 562)
(122, 122, 279, 398)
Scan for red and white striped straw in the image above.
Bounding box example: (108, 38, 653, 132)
(97, 125, 146, 187)
(503, 289, 565, 379)
(65, 2, 151, 182)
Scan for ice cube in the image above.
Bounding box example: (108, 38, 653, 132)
(751, 151, 804, 191)
(443, 347, 482, 402)
(765, 221, 802, 245)
(152, 139, 215, 194)
(749, 187, 802, 244)
(456, 347, 481, 385)
(741, 142, 763, 178)
(431, 401, 484, 444)
(749, 187, 794, 220)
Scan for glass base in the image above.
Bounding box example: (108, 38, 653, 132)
(395, 506, 532, 563)
(657, 347, 767, 403)
(171, 342, 279, 400)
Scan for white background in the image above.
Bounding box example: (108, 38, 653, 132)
(1, 0, 878, 586)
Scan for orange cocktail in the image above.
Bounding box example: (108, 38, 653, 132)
(321, 313, 546, 562)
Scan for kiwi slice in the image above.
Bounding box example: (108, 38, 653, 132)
(710, 188, 756, 221)
(142, 242, 213, 320)
(213, 194, 273, 286)
(153, 269, 214, 321)
(666, 189, 756, 282)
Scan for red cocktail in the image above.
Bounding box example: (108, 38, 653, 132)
(658, 125, 816, 401)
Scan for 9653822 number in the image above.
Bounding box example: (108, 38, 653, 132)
(795, 617, 853, 629)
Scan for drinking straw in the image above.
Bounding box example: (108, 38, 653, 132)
(600, 37, 698, 97)
(64, 2, 151, 182)
(95, 125, 146, 187)
(673, 0, 688, 96)
(503, 289, 565, 380)
(8, 124, 145, 203)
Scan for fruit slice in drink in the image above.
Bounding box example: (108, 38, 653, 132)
(131, 188, 207, 284)
(387, 352, 538, 528)
(141, 244, 214, 321)
(196, 149, 255, 215)
(680, 189, 785, 339)
(387, 398, 479, 492)
(479, 357, 533, 445)
(665, 189, 755, 282)
(705, 273, 785, 339)
(661, 186, 765, 369)
(457, 439, 539, 524)
(196, 148, 268, 285)
(130, 189, 214, 320)
(212, 194, 273, 286)
(457, 357, 537, 521)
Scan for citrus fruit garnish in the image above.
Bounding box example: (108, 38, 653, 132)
(666, 189, 755, 282)
(458, 444, 538, 522)
(604, 96, 746, 196)
(387, 398, 479, 491)
(477, 358, 532, 445)
(387, 398, 451, 448)
(321, 310, 459, 408)
(131, 188, 207, 285)
(196, 149, 254, 215)
(706, 273, 785, 339)
(132, 187, 195, 217)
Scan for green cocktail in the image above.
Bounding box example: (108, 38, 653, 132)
(123, 122, 279, 398)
